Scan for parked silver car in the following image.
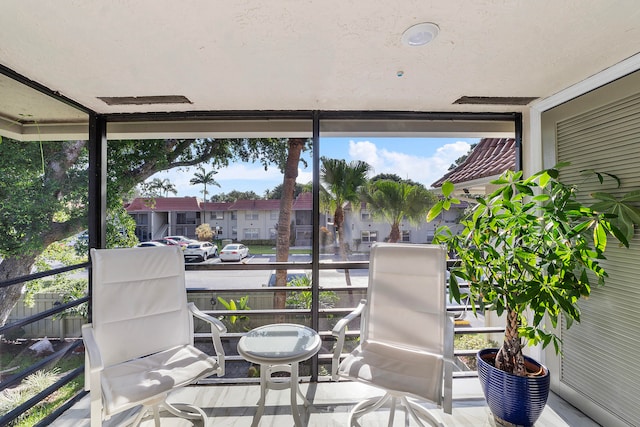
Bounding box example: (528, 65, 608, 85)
(219, 244, 249, 262)
(183, 241, 218, 262)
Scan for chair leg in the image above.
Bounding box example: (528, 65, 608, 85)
(349, 393, 392, 426)
(162, 401, 208, 424)
(387, 396, 397, 427)
(123, 399, 208, 427)
(401, 397, 444, 427)
(349, 393, 444, 427)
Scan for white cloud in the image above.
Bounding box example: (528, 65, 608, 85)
(348, 140, 383, 171)
(297, 168, 313, 185)
(348, 140, 471, 188)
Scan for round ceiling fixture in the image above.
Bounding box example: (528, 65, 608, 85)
(401, 22, 439, 47)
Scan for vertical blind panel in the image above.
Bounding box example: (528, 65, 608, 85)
(556, 91, 640, 426)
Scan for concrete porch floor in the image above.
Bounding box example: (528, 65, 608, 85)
(50, 378, 598, 427)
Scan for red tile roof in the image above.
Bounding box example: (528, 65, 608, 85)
(126, 197, 203, 212)
(227, 199, 281, 211)
(431, 138, 515, 187)
(202, 202, 231, 211)
(293, 192, 312, 210)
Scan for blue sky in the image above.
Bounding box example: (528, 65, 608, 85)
(148, 137, 479, 198)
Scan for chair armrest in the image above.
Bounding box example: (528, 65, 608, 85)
(188, 302, 227, 376)
(189, 302, 227, 333)
(331, 299, 367, 380)
(443, 312, 456, 414)
(331, 299, 367, 338)
(81, 324, 104, 374)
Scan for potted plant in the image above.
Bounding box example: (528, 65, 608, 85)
(427, 164, 640, 426)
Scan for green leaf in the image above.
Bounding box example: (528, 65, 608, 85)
(532, 194, 550, 202)
(621, 190, 640, 202)
(538, 171, 551, 187)
(426, 202, 443, 222)
(441, 180, 455, 197)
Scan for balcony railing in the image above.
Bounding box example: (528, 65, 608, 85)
(0, 258, 500, 426)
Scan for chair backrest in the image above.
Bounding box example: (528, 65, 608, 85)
(362, 242, 447, 354)
(90, 246, 190, 367)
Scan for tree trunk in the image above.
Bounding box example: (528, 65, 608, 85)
(274, 138, 305, 322)
(495, 307, 527, 376)
(389, 222, 401, 243)
(334, 205, 354, 306)
(0, 254, 38, 327)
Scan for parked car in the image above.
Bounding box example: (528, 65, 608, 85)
(264, 269, 308, 287)
(184, 241, 218, 262)
(152, 238, 181, 246)
(165, 235, 195, 247)
(136, 241, 166, 248)
(219, 244, 249, 262)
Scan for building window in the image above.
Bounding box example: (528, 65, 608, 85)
(177, 212, 197, 224)
(210, 211, 223, 220)
(361, 211, 372, 221)
(401, 230, 411, 242)
(232, 226, 237, 235)
(270, 211, 278, 220)
(231, 211, 237, 220)
(269, 228, 277, 239)
(131, 213, 148, 225)
(361, 230, 378, 243)
(245, 211, 259, 220)
(244, 228, 259, 239)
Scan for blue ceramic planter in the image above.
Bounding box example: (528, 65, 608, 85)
(477, 348, 550, 427)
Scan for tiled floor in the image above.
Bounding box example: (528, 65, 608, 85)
(51, 378, 599, 427)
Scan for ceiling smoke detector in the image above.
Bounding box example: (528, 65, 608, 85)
(401, 22, 439, 47)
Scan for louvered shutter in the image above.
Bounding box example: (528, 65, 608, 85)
(552, 91, 640, 426)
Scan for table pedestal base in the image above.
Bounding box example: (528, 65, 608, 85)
(252, 362, 311, 427)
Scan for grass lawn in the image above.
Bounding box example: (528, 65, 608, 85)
(0, 339, 85, 426)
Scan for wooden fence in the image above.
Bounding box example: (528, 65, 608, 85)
(6, 291, 277, 340)
(6, 293, 85, 340)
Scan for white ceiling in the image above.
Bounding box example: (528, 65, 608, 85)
(0, 1, 639, 130)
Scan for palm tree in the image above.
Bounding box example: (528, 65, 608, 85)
(190, 167, 220, 224)
(320, 157, 371, 288)
(360, 179, 437, 242)
(159, 178, 178, 197)
(147, 178, 177, 197)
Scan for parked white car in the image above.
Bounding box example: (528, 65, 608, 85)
(183, 241, 218, 262)
(219, 244, 249, 262)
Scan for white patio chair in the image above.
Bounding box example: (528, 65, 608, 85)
(332, 242, 454, 426)
(82, 246, 226, 427)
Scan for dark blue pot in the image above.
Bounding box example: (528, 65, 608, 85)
(477, 348, 550, 427)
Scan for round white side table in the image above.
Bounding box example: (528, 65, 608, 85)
(237, 323, 322, 427)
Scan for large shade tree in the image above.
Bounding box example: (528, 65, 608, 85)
(210, 190, 261, 202)
(0, 137, 290, 326)
(320, 157, 371, 287)
(360, 179, 437, 242)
